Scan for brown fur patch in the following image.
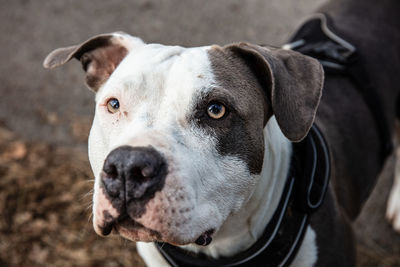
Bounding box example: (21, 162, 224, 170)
(82, 44, 128, 91)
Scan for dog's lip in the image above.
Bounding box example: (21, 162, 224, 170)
(114, 216, 144, 232)
(98, 215, 144, 237)
(109, 215, 215, 246)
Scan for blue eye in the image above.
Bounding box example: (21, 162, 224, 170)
(207, 102, 226, 119)
(107, 98, 120, 113)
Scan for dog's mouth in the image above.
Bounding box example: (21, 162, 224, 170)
(116, 216, 144, 230)
(100, 215, 145, 236)
(100, 215, 215, 246)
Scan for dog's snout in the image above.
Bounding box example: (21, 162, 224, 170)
(102, 146, 167, 202)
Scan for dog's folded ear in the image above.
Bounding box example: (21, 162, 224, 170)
(43, 32, 144, 92)
(226, 43, 324, 142)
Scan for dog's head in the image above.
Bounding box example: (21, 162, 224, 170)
(44, 32, 323, 246)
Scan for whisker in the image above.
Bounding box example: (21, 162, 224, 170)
(85, 203, 93, 211)
(87, 212, 93, 223)
(79, 190, 94, 201)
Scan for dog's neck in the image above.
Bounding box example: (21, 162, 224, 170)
(182, 117, 292, 258)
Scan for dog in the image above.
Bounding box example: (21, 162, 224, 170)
(43, 0, 400, 265)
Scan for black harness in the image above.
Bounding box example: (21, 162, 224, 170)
(284, 13, 393, 162)
(155, 13, 391, 267)
(155, 125, 330, 267)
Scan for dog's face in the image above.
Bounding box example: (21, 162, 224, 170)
(89, 43, 267, 245)
(44, 32, 323, 246)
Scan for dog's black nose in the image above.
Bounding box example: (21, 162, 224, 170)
(102, 146, 167, 203)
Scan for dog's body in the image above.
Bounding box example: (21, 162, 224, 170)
(44, 0, 400, 266)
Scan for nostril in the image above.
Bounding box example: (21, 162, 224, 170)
(103, 162, 118, 179)
(129, 164, 158, 180)
(101, 173, 122, 198)
(125, 166, 157, 199)
(141, 166, 155, 178)
(130, 167, 146, 180)
(102, 162, 123, 199)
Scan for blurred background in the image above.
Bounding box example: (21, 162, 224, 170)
(0, 0, 399, 266)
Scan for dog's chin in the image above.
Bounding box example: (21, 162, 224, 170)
(113, 217, 215, 246)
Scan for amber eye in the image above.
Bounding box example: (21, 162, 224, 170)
(207, 102, 226, 119)
(107, 98, 120, 113)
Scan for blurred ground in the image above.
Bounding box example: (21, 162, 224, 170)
(0, 125, 145, 267)
(0, 0, 399, 266)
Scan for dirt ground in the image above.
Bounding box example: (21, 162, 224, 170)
(1, 0, 400, 266)
(0, 125, 145, 267)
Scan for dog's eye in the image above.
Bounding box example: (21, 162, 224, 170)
(107, 98, 120, 113)
(207, 102, 226, 119)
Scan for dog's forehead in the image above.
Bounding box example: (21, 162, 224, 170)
(100, 44, 215, 104)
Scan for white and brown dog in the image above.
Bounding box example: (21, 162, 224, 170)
(43, 0, 400, 265)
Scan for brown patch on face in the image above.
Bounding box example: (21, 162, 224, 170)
(199, 46, 269, 174)
(81, 44, 128, 91)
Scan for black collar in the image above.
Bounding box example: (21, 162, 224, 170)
(154, 125, 330, 267)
